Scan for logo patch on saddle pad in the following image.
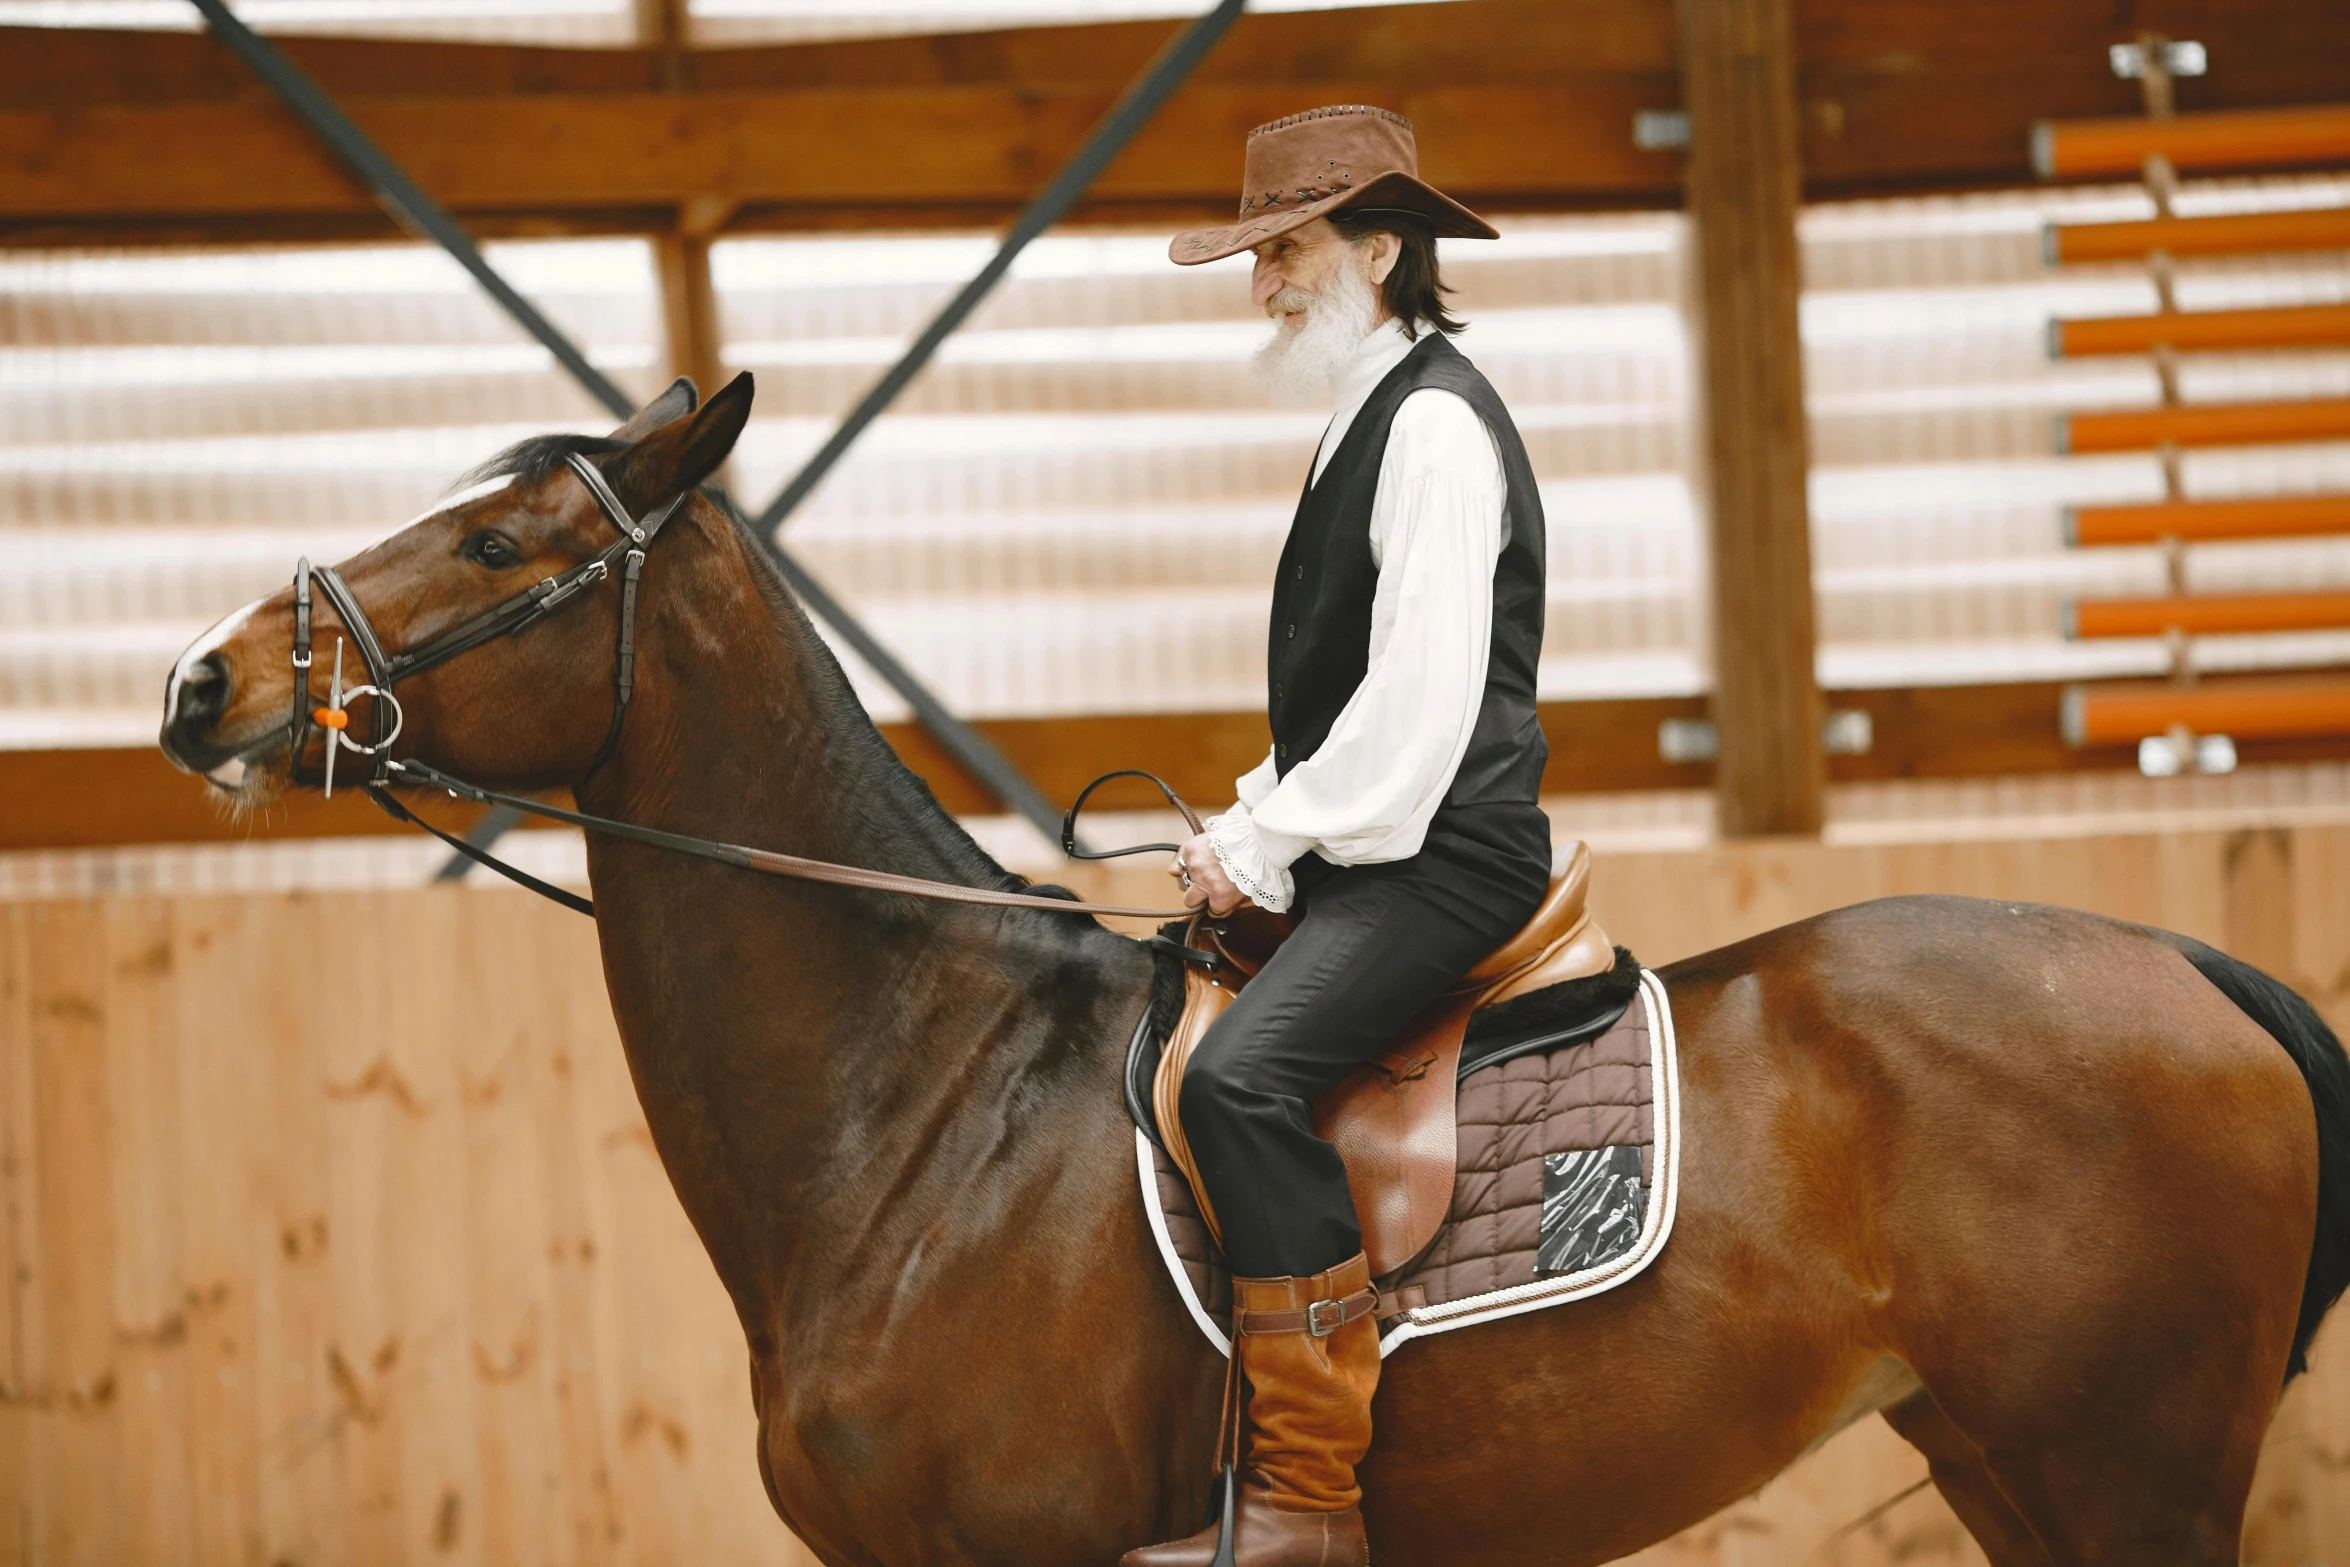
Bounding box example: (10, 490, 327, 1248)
(1137, 970, 1681, 1358)
(1540, 1146, 1646, 1276)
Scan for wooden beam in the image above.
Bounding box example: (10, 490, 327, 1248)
(2069, 494, 2350, 546)
(2033, 101, 2350, 179)
(2065, 677, 2350, 747)
(10, 683, 2349, 853)
(2068, 589, 2350, 640)
(2048, 206, 2350, 265)
(1679, 0, 1824, 838)
(2058, 398, 2350, 455)
(4, 0, 2348, 246)
(2052, 302, 2350, 358)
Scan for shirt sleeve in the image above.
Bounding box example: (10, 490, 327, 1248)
(1204, 386, 1507, 912)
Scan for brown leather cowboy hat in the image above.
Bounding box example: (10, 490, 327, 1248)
(1169, 105, 1499, 267)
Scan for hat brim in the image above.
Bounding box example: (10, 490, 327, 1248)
(1167, 170, 1500, 266)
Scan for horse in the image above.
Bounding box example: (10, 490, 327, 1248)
(159, 374, 2350, 1566)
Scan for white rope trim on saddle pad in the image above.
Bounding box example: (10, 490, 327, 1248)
(1135, 969, 1682, 1361)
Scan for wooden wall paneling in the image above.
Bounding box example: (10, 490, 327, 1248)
(448, 888, 558, 1567)
(2238, 826, 2350, 1564)
(1676, 0, 1825, 838)
(29, 903, 126, 1565)
(7, 837, 2350, 1561)
(172, 896, 269, 1566)
(101, 899, 195, 1563)
(254, 896, 357, 1562)
(0, 904, 42, 1561)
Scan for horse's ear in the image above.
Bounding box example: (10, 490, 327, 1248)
(610, 376, 699, 441)
(608, 372, 754, 507)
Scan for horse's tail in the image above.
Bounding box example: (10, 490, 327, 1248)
(2164, 934, 2350, 1381)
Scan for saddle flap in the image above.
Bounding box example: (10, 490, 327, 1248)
(1309, 992, 1478, 1278)
(1153, 962, 1240, 1247)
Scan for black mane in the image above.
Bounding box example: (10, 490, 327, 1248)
(456, 431, 625, 492)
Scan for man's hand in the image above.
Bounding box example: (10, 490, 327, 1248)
(1170, 833, 1251, 917)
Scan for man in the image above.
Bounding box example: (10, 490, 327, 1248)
(1125, 107, 1551, 1567)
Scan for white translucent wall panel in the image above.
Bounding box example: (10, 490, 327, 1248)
(9, 174, 2347, 755)
(0, 238, 659, 745)
(1801, 175, 2350, 691)
(724, 214, 1698, 722)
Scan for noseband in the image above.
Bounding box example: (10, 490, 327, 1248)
(290, 452, 686, 795)
(281, 452, 1198, 923)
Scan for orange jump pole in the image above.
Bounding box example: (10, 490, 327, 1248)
(2063, 679, 2350, 747)
(2046, 206, 2350, 265)
(2051, 302, 2350, 358)
(2066, 590, 2350, 640)
(2068, 494, 2350, 546)
(2032, 102, 2350, 179)
(2057, 398, 2350, 454)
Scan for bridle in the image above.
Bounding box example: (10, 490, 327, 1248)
(291, 452, 682, 797)
(285, 452, 1199, 923)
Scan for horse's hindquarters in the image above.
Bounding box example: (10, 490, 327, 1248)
(1354, 898, 2321, 1566)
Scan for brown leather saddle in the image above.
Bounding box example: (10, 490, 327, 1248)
(1153, 840, 1618, 1278)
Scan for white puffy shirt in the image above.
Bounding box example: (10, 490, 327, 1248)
(1206, 317, 1508, 914)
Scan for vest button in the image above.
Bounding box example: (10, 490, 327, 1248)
(1274, 683, 1283, 699)
(1279, 744, 1289, 758)
(1286, 624, 1296, 639)
(1294, 565, 1304, 581)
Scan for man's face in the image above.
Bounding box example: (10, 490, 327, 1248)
(1250, 218, 1356, 319)
(1244, 217, 1401, 404)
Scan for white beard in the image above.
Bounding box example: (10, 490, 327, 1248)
(1250, 255, 1381, 407)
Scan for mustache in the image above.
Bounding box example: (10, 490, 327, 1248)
(1263, 285, 1318, 320)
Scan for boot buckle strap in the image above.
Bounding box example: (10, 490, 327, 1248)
(1236, 1285, 1379, 1338)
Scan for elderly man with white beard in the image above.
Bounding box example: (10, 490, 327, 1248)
(1125, 108, 1550, 1567)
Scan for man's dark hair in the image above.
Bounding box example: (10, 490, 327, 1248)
(1327, 208, 1465, 340)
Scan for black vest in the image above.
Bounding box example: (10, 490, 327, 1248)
(1267, 333, 1547, 808)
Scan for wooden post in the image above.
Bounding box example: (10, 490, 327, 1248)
(633, 0, 691, 89)
(653, 224, 727, 403)
(1677, 0, 1825, 837)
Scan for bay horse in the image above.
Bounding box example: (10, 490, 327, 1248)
(160, 374, 2350, 1566)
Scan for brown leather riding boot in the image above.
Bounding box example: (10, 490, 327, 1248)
(1121, 1254, 1381, 1567)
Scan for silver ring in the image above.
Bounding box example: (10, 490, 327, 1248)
(1180, 867, 1194, 890)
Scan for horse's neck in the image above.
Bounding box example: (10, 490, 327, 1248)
(571, 507, 1146, 1317)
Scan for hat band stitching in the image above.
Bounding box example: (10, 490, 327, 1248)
(1247, 104, 1410, 140)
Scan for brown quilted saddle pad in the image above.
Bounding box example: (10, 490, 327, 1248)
(1136, 969, 1681, 1357)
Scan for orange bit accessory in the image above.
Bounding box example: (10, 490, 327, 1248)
(313, 706, 349, 730)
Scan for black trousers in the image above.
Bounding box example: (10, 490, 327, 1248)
(1180, 801, 1554, 1279)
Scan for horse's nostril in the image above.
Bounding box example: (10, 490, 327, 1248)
(161, 651, 236, 771)
(178, 653, 230, 723)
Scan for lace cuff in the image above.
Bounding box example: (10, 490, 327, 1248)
(1206, 807, 1296, 914)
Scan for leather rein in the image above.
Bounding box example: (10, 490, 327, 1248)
(288, 454, 1199, 922)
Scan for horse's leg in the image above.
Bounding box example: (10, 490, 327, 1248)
(1881, 1393, 2051, 1567)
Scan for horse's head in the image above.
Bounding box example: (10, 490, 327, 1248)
(160, 372, 754, 807)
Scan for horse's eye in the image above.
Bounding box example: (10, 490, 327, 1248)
(462, 531, 523, 570)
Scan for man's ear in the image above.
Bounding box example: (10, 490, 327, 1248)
(1365, 230, 1402, 287)
(610, 376, 699, 442)
(605, 371, 754, 509)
